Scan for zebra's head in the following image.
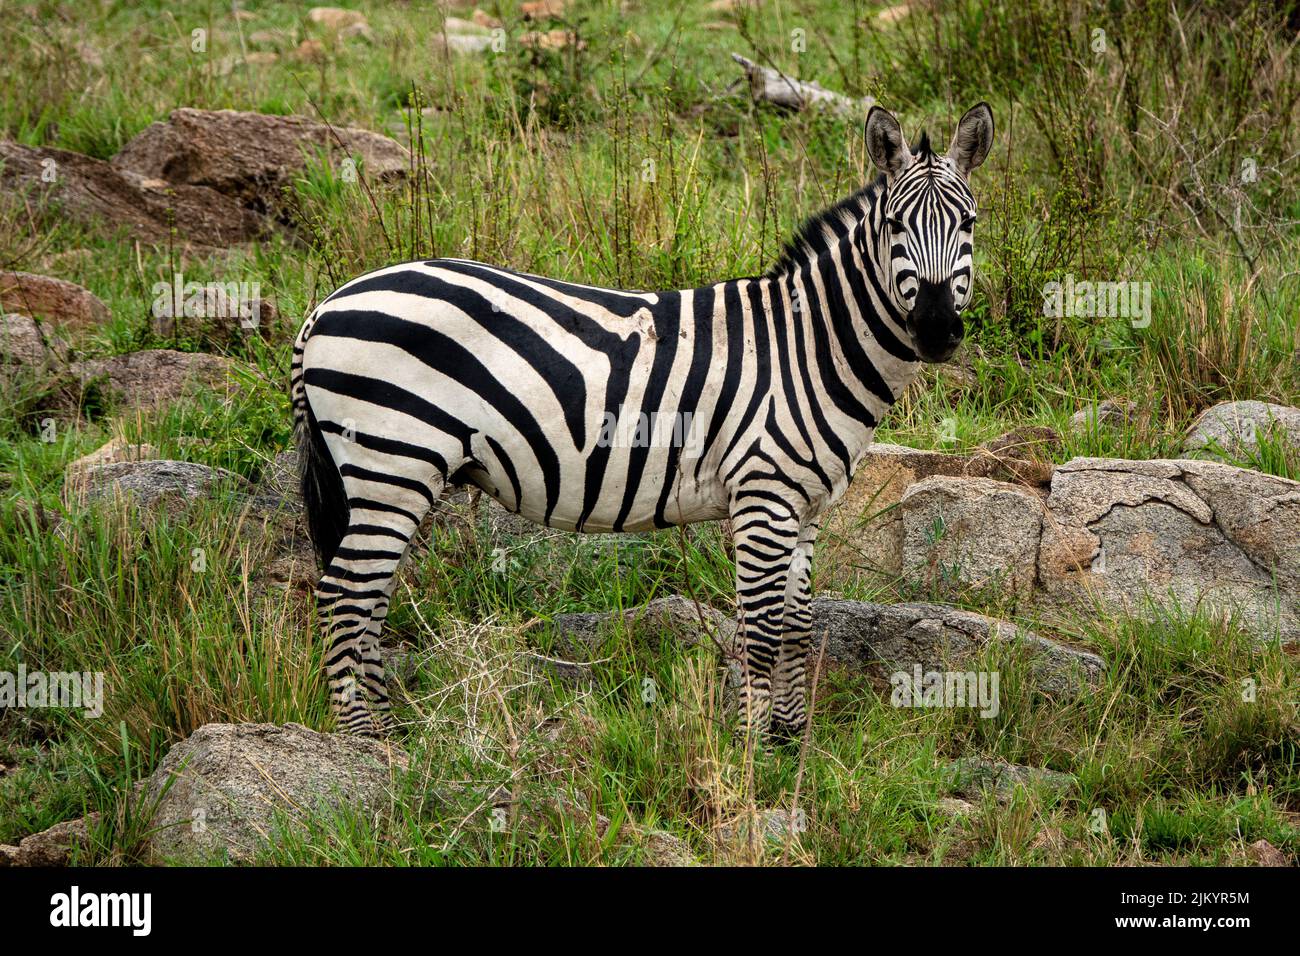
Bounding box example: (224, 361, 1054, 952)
(865, 103, 994, 364)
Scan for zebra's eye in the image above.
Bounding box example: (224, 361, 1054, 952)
(960, 214, 977, 230)
(886, 216, 906, 233)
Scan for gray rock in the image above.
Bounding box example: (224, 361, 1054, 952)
(811, 597, 1104, 697)
(550, 594, 1103, 699)
(900, 476, 1046, 602)
(0, 313, 71, 368)
(1068, 399, 1138, 433)
(554, 594, 737, 655)
(716, 808, 808, 849)
(70, 459, 247, 510)
(141, 722, 408, 864)
(821, 443, 990, 583)
(0, 814, 99, 866)
(832, 453, 1300, 643)
(1183, 400, 1300, 462)
(946, 757, 1074, 802)
(1036, 458, 1300, 640)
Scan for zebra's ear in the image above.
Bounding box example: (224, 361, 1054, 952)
(865, 106, 911, 179)
(948, 102, 994, 177)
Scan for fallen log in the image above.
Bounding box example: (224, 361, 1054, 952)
(730, 53, 874, 117)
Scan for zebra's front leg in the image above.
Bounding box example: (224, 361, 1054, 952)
(730, 495, 803, 746)
(771, 520, 819, 743)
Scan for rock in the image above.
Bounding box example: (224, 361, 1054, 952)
(551, 595, 737, 680)
(141, 723, 408, 864)
(64, 438, 160, 491)
(716, 808, 807, 849)
(0, 814, 99, 866)
(935, 796, 975, 818)
(442, 16, 490, 34)
(900, 476, 1046, 602)
(945, 757, 1073, 802)
(111, 108, 409, 213)
(1183, 401, 1300, 462)
(248, 28, 295, 47)
(551, 594, 1104, 699)
(835, 453, 1300, 642)
(0, 140, 265, 247)
(149, 282, 282, 346)
(68, 349, 242, 411)
(0, 271, 109, 331)
(821, 442, 991, 582)
(307, 6, 368, 30)
(1245, 838, 1289, 867)
(876, 3, 912, 26)
(293, 38, 327, 62)
(1, 313, 72, 368)
(69, 459, 247, 510)
(521, 0, 567, 17)
(519, 30, 587, 51)
(1069, 398, 1137, 433)
(810, 598, 1104, 697)
(970, 425, 1060, 486)
(1036, 458, 1300, 640)
(433, 33, 496, 54)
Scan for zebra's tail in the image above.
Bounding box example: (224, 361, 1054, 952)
(293, 314, 349, 570)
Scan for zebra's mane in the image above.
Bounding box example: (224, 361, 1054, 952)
(764, 132, 934, 279)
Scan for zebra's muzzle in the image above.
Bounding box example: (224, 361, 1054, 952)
(906, 279, 963, 364)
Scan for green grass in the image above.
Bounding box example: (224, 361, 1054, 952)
(1, 0, 1298, 865)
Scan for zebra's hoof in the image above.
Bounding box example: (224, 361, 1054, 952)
(768, 721, 807, 747)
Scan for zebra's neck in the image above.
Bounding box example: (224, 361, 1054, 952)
(759, 187, 922, 454)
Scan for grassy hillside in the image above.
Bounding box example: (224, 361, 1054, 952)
(0, 0, 1297, 865)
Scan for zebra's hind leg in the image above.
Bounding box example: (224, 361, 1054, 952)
(317, 487, 437, 736)
(358, 569, 405, 733)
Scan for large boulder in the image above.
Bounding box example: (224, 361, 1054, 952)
(821, 443, 992, 582)
(811, 598, 1103, 697)
(1183, 400, 1300, 462)
(112, 108, 409, 212)
(0, 140, 264, 246)
(1036, 458, 1300, 639)
(550, 595, 1104, 698)
(899, 476, 1046, 602)
(0, 271, 109, 331)
(0, 313, 72, 369)
(141, 723, 408, 864)
(831, 451, 1300, 642)
(822, 438, 1056, 586)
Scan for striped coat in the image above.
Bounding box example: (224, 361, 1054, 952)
(292, 103, 994, 742)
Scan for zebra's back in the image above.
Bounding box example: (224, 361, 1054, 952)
(295, 258, 754, 532)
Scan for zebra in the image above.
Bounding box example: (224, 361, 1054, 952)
(291, 103, 994, 742)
